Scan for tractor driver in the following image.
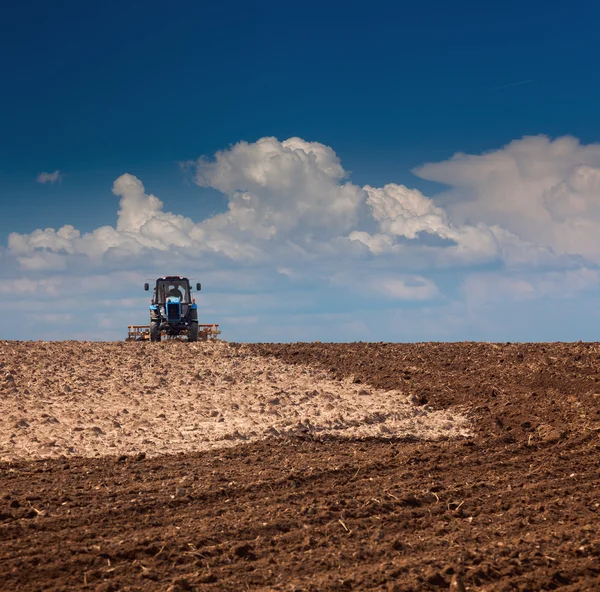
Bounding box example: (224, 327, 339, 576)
(166, 284, 183, 300)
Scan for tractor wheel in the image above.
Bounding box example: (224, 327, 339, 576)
(150, 321, 161, 342)
(188, 322, 199, 342)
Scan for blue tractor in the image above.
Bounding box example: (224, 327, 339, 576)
(144, 276, 201, 342)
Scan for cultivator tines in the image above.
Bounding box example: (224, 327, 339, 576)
(199, 324, 221, 340)
(126, 324, 221, 341)
(127, 325, 150, 341)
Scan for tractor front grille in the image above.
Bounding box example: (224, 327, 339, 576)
(166, 302, 180, 322)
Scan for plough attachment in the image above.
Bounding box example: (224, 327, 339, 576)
(127, 324, 221, 342)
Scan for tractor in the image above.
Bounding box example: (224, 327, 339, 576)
(126, 276, 221, 342)
(145, 276, 201, 342)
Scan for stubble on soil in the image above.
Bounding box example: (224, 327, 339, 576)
(1, 341, 600, 591)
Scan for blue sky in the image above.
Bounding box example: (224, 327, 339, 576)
(3, 0, 600, 341)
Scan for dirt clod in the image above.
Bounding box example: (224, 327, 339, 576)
(449, 573, 466, 592)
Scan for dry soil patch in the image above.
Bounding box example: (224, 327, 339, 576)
(0, 341, 469, 461)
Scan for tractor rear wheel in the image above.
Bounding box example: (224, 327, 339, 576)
(150, 321, 161, 342)
(188, 322, 198, 342)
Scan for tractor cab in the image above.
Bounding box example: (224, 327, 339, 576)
(154, 278, 192, 304)
(146, 276, 200, 304)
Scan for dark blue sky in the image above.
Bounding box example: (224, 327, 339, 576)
(2, 0, 600, 238)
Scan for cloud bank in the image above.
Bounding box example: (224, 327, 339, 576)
(11, 136, 555, 270)
(414, 135, 600, 263)
(5, 134, 600, 340)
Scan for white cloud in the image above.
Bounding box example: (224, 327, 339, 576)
(193, 137, 364, 242)
(36, 170, 62, 184)
(9, 174, 199, 267)
(332, 271, 439, 301)
(7, 135, 600, 341)
(463, 267, 600, 306)
(414, 135, 600, 263)
(13, 137, 516, 273)
(373, 276, 439, 300)
(0, 271, 145, 298)
(348, 183, 504, 267)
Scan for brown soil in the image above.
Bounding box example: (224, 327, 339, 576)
(1, 341, 600, 591)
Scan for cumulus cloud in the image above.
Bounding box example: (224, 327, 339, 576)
(36, 170, 62, 184)
(12, 138, 363, 267)
(348, 184, 505, 267)
(7, 134, 600, 341)
(12, 136, 517, 275)
(9, 174, 200, 268)
(414, 135, 600, 262)
(193, 137, 364, 240)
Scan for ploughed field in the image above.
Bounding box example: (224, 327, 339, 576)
(1, 342, 599, 591)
